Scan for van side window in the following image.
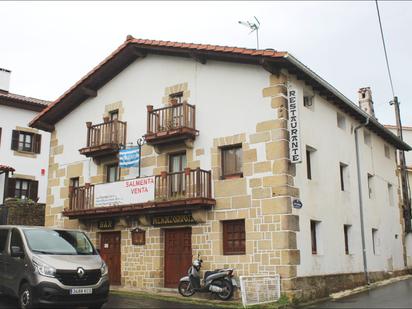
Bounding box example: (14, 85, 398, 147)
(10, 229, 24, 252)
(0, 230, 8, 252)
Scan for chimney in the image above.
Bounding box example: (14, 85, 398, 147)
(358, 87, 375, 118)
(0, 68, 11, 93)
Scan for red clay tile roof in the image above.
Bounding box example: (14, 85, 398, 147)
(29, 37, 287, 128)
(129, 38, 286, 58)
(0, 91, 50, 112)
(28, 36, 411, 150)
(0, 165, 15, 173)
(0, 91, 49, 106)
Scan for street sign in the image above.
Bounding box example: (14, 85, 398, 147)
(292, 199, 303, 209)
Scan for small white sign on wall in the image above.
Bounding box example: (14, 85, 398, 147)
(288, 85, 302, 163)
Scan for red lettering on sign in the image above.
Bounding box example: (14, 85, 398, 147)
(125, 177, 154, 188)
(131, 187, 149, 194)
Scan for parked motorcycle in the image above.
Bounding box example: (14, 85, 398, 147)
(178, 255, 236, 300)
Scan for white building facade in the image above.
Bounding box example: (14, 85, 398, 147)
(30, 37, 411, 301)
(0, 68, 50, 205)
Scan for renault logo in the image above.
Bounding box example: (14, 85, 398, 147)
(77, 267, 85, 278)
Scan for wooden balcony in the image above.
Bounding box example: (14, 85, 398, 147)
(64, 168, 214, 219)
(79, 119, 127, 158)
(145, 102, 198, 146)
(69, 184, 94, 211)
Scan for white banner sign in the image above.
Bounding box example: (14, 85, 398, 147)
(288, 86, 302, 163)
(94, 176, 155, 207)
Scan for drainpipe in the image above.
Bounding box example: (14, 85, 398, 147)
(354, 116, 370, 285)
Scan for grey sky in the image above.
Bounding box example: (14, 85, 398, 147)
(1, 1, 411, 126)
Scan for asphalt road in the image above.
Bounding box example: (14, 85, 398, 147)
(0, 292, 215, 308)
(305, 278, 412, 308)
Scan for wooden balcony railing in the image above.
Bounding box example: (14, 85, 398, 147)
(67, 168, 212, 212)
(154, 168, 212, 201)
(145, 103, 198, 145)
(79, 119, 127, 157)
(69, 184, 94, 211)
(86, 119, 127, 147)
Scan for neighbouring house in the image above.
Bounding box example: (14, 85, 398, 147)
(385, 122, 412, 267)
(29, 36, 411, 301)
(0, 68, 50, 222)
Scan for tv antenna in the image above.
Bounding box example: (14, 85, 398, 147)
(238, 16, 261, 49)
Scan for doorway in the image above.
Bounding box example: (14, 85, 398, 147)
(164, 228, 192, 288)
(169, 152, 187, 197)
(100, 232, 121, 285)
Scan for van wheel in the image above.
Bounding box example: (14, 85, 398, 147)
(18, 283, 34, 309)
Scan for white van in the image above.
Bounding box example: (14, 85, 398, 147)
(0, 226, 109, 308)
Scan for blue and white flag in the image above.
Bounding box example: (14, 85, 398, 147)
(119, 147, 140, 168)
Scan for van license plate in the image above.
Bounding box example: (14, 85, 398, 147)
(70, 288, 93, 295)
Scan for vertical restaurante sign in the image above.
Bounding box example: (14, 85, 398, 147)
(288, 86, 302, 163)
(94, 176, 155, 207)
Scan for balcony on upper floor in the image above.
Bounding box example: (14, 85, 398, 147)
(144, 102, 198, 146)
(78, 119, 127, 158)
(64, 168, 215, 219)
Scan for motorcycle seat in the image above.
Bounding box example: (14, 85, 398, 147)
(204, 270, 221, 279)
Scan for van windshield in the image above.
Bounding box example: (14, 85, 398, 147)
(23, 229, 96, 255)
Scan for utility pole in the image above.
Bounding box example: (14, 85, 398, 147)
(390, 96, 411, 232)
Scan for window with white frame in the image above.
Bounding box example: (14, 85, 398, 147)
(343, 224, 351, 255)
(339, 162, 349, 191)
(364, 130, 371, 146)
(372, 228, 380, 255)
(337, 113, 346, 130)
(384, 144, 391, 159)
(306, 146, 316, 180)
(310, 220, 322, 255)
(367, 173, 374, 199)
(303, 95, 314, 110)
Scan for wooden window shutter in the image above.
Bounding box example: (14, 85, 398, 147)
(11, 130, 19, 150)
(29, 180, 39, 201)
(7, 178, 16, 198)
(33, 134, 42, 153)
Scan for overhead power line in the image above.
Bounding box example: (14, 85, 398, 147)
(375, 0, 395, 97)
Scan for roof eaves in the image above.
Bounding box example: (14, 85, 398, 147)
(29, 39, 132, 129)
(284, 53, 411, 151)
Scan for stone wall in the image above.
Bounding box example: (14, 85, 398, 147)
(295, 269, 412, 302)
(1, 198, 45, 226)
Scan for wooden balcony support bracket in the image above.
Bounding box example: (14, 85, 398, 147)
(261, 59, 281, 76)
(189, 52, 207, 64)
(184, 139, 194, 149)
(132, 46, 147, 58)
(35, 121, 55, 132)
(81, 86, 97, 98)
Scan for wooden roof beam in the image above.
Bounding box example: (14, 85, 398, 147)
(189, 52, 207, 64)
(36, 121, 55, 132)
(81, 86, 97, 98)
(132, 47, 147, 58)
(261, 59, 281, 75)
